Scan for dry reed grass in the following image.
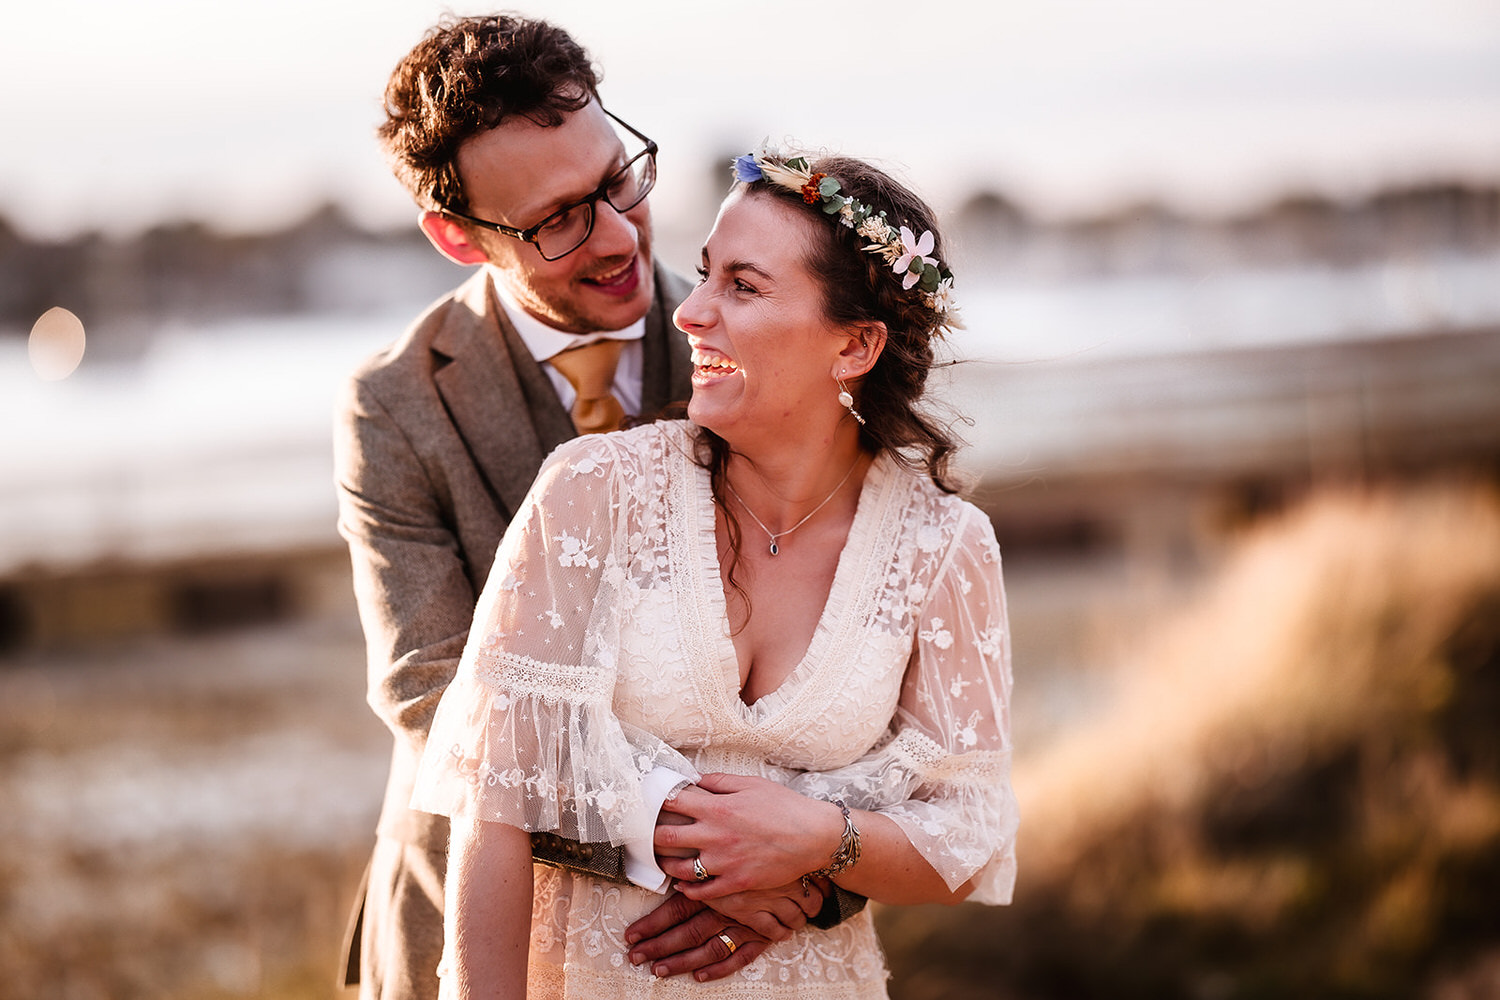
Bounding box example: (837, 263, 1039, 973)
(880, 478, 1500, 999)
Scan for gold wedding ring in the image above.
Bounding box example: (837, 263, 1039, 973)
(693, 857, 711, 882)
(717, 932, 738, 955)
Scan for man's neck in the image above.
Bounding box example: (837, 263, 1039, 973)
(489, 271, 646, 364)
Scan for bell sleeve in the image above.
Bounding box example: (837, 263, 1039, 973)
(787, 506, 1018, 904)
(409, 436, 698, 848)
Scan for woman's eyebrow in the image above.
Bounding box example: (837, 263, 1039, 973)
(701, 248, 774, 283)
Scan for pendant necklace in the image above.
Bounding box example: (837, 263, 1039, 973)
(723, 458, 860, 556)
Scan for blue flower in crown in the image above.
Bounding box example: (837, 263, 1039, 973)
(729, 145, 964, 333)
(733, 154, 763, 183)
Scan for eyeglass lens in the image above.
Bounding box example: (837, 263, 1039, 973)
(535, 151, 656, 260)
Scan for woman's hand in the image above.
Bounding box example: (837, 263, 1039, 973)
(653, 773, 847, 898)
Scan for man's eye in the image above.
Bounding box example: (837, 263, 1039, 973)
(608, 172, 637, 199)
(538, 206, 582, 234)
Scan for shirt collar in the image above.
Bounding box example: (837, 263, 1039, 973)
(491, 270, 646, 363)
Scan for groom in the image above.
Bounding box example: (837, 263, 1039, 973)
(332, 14, 738, 998)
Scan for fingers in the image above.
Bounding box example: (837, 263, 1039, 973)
(658, 855, 702, 885)
(770, 894, 812, 933)
(694, 772, 753, 794)
(732, 902, 797, 942)
(797, 875, 830, 918)
(688, 928, 770, 983)
(659, 856, 743, 897)
(659, 773, 755, 816)
(634, 922, 769, 983)
(655, 808, 694, 827)
(623, 891, 705, 948)
(627, 904, 728, 967)
(652, 814, 701, 854)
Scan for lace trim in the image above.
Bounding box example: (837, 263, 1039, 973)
(667, 424, 734, 733)
(473, 649, 614, 705)
(890, 726, 1012, 786)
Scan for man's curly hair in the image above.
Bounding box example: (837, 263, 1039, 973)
(378, 14, 600, 214)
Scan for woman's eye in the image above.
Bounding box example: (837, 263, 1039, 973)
(734, 279, 757, 294)
(694, 265, 709, 283)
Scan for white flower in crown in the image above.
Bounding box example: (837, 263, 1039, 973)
(925, 278, 964, 331)
(734, 146, 961, 325)
(856, 215, 893, 244)
(893, 227, 938, 290)
(929, 277, 959, 317)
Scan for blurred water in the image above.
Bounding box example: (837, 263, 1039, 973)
(957, 249, 1500, 363)
(2, 250, 1497, 573)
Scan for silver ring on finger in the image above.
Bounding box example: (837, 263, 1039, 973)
(717, 931, 738, 955)
(693, 857, 711, 882)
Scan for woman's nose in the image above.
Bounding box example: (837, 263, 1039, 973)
(673, 281, 711, 333)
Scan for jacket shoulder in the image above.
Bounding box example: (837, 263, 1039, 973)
(346, 271, 489, 390)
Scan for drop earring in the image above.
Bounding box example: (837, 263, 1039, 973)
(836, 371, 866, 426)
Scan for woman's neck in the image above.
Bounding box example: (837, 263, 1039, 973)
(723, 435, 870, 536)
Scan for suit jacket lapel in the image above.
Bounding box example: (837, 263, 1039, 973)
(640, 266, 694, 417)
(431, 271, 575, 522)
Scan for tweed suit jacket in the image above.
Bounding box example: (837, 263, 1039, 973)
(335, 264, 694, 853)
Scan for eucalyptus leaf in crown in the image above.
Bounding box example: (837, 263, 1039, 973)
(733, 147, 963, 333)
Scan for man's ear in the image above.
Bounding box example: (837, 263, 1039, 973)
(419, 211, 491, 266)
(834, 321, 888, 379)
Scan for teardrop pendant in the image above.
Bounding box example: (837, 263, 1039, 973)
(769, 540, 779, 556)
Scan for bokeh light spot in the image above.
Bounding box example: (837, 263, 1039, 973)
(29, 306, 87, 380)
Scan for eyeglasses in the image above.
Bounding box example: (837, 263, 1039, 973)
(442, 110, 657, 261)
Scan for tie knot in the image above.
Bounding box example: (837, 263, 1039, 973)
(550, 339, 627, 434)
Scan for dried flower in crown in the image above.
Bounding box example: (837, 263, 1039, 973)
(732, 147, 963, 332)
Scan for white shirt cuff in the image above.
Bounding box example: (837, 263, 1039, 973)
(623, 767, 694, 893)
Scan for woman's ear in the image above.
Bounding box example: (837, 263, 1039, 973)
(834, 321, 888, 379)
(418, 211, 491, 266)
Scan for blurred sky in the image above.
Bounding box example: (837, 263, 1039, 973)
(2, 0, 1499, 241)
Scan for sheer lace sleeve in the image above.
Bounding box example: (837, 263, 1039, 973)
(410, 435, 698, 847)
(788, 505, 1018, 904)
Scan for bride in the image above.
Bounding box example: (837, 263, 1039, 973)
(411, 145, 1018, 998)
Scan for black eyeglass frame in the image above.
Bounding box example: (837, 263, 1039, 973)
(440, 109, 658, 261)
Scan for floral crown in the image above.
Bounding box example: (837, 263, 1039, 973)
(733, 146, 962, 331)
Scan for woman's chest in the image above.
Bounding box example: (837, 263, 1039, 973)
(608, 588, 912, 769)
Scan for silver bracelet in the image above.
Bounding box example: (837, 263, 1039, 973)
(809, 799, 861, 881)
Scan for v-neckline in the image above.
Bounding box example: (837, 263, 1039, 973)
(693, 452, 889, 722)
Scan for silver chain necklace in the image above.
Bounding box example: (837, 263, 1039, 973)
(722, 459, 859, 556)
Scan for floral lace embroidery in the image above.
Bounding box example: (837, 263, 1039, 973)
(411, 421, 1019, 994)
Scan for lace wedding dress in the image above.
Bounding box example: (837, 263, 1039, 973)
(413, 420, 1018, 999)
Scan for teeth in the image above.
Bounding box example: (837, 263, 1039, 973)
(691, 350, 738, 372)
(591, 260, 633, 283)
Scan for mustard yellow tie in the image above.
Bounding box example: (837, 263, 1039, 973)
(549, 339, 627, 435)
